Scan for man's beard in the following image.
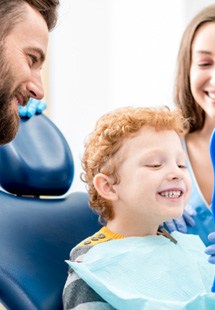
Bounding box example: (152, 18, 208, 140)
(0, 90, 20, 145)
(0, 48, 20, 145)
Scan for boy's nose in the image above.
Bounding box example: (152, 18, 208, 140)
(166, 166, 183, 181)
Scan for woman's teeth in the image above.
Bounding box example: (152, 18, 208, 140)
(208, 92, 215, 99)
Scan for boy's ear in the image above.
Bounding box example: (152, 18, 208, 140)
(93, 173, 118, 201)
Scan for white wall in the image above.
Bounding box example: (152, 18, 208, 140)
(48, 0, 214, 193)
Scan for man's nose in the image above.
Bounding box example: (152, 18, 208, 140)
(27, 71, 44, 100)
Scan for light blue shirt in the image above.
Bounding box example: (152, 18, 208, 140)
(182, 139, 215, 246)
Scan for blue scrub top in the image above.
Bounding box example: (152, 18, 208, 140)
(182, 139, 215, 246)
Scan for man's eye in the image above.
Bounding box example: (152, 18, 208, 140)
(28, 54, 38, 65)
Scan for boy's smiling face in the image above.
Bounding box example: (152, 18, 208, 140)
(108, 126, 192, 236)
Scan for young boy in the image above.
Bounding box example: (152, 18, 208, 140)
(63, 106, 215, 309)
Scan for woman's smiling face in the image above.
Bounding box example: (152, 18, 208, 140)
(190, 22, 215, 120)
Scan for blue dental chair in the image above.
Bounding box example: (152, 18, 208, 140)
(0, 114, 101, 310)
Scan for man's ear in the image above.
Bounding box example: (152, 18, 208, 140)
(93, 173, 118, 201)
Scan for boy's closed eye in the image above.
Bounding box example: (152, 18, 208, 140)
(145, 163, 162, 168)
(144, 162, 187, 169)
(177, 164, 187, 169)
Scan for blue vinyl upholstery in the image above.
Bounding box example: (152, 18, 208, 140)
(0, 115, 74, 196)
(0, 115, 100, 310)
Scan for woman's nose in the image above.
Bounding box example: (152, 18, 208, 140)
(210, 68, 215, 86)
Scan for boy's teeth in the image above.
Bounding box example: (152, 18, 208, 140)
(160, 191, 181, 198)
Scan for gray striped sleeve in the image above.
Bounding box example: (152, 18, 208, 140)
(63, 271, 113, 309)
(63, 244, 115, 310)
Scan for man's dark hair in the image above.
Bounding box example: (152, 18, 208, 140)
(23, 0, 59, 30)
(0, 0, 59, 41)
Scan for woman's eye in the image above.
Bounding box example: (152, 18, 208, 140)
(198, 62, 212, 67)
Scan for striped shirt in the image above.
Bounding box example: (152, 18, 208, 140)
(63, 227, 124, 309)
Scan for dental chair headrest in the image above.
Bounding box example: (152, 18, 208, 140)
(0, 114, 74, 196)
